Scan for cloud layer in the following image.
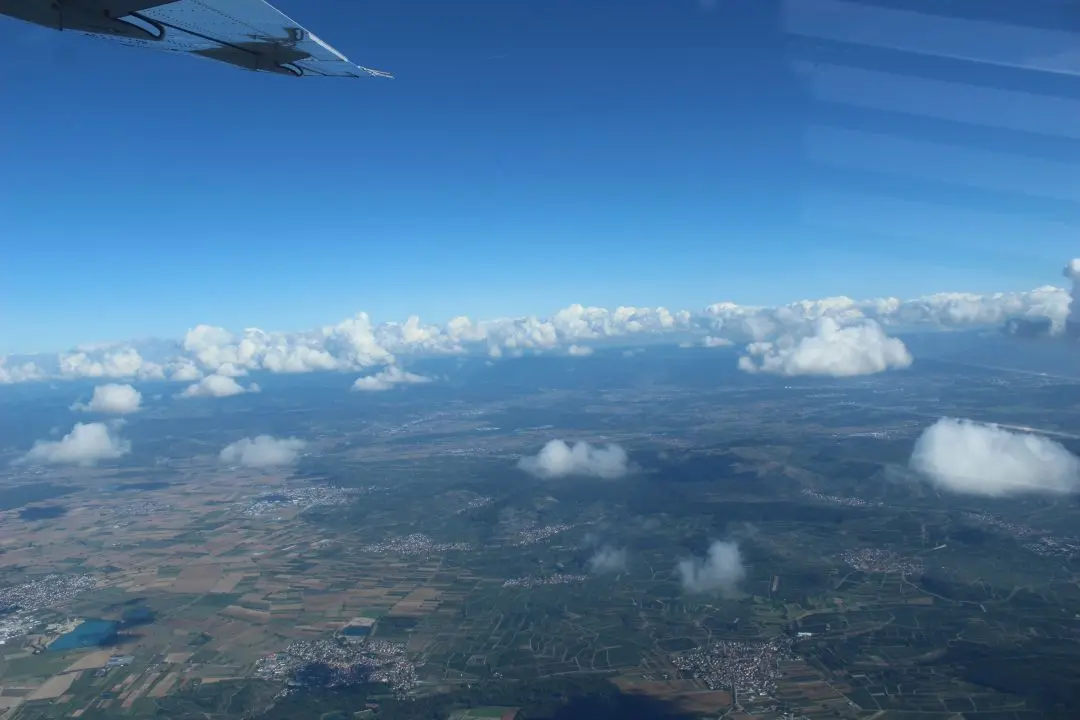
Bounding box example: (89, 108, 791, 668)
(73, 383, 142, 415)
(1, 282, 1070, 385)
(676, 541, 746, 597)
(23, 422, 131, 467)
(909, 417, 1080, 497)
(518, 440, 630, 479)
(738, 318, 913, 377)
(220, 435, 307, 468)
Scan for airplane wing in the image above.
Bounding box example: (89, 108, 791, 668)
(0, 0, 392, 78)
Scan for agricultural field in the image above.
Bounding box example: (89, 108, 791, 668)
(1, 353, 1079, 718)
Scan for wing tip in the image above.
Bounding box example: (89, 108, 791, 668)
(360, 66, 394, 79)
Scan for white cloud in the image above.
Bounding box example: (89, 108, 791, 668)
(22, 422, 130, 466)
(738, 318, 912, 377)
(518, 440, 629, 479)
(73, 383, 142, 415)
(0, 278, 1073, 385)
(567, 344, 594, 356)
(588, 545, 627, 573)
(909, 418, 1080, 497)
(676, 541, 746, 597)
(702, 285, 1070, 340)
(1063, 258, 1080, 328)
(352, 365, 432, 392)
(214, 362, 247, 378)
(179, 374, 258, 398)
(219, 435, 306, 468)
(183, 314, 394, 376)
(0, 357, 44, 384)
(168, 360, 202, 382)
(59, 348, 165, 381)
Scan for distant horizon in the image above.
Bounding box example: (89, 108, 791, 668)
(1, 277, 1072, 358)
(4, 0, 1078, 353)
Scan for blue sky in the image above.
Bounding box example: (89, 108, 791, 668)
(1, 0, 1076, 353)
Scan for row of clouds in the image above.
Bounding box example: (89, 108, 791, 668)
(16, 420, 739, 596)
(64, 364, 433, 421)
(19, 431, 632, 476)
(17, 422, 740, 597)
(518, 424, 1080, 500)
(512, 426, 1080, 500)
(20, 426, 1076, 594)
(19, 422, 307, 469)
(68, 377, 262, 413)
(29, 415, 1080, 502)
(64, 379, 256, 417)
(2, 279, 1074, 386)
(582, 537, 744, 598)
(13, 422, 732, 594)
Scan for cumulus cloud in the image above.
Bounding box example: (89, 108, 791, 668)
(1, 275, 1075, 386)
(22, 422, 130, 466)
(518, 440, 630, 479)
(214, 362, 247, 378)
(0, 357, 44, 384)
(567, 344, 594, 356)
(1003, 316, 1053, 339)
(738, 318, 912, 377)
(702, 285, 1070, 341)
(588, 545, 627, 573)
(909, 418, 1080, 497)
(179, 374, 258, 398)
(676, 541, 746, 597)
(73, 383, 142, 415)
(1063, 259, 1080, 330)
(219, 435, 306, 468)
(58, 347, 164, 380)
(183, 316, 393, 375)
(352, 365, 432, 392)
(169, 360, 202, 382)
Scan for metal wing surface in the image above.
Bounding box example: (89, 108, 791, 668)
(3, 0, 391, 78)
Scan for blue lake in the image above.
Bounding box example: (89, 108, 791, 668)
(49, 620, 118, 651)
